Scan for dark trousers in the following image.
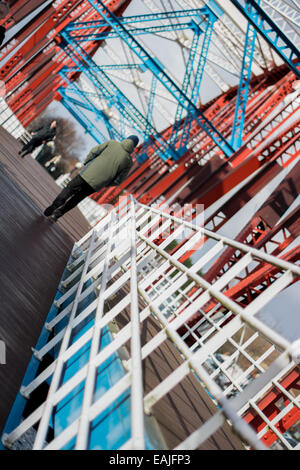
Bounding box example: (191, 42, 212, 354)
(22, 137, 43, 155)
(50, 175, 95, 216)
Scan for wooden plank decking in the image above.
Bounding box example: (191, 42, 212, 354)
(0, 126, 90, 433)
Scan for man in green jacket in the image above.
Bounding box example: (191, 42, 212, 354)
(43, 135, 139, 221)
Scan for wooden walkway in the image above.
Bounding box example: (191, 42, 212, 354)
(0, 126, 90, 433)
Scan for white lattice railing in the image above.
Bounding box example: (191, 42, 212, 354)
(0, 98, 31, 143)
(2, 195, 300, 450)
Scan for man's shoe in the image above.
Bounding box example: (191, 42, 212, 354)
(44, 205, 55, 217)
(48, 214, 59, 223)
(49, 210, 62, 223)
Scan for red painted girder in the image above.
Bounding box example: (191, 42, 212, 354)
(123, 75, 268, 192)
(5, 48, 58, 94)
(203, 162, 300, 284)
(13, 75, 56, 115)
(9, 68, 57, 111)
(162, 75, 269, 150)
(22, 98, 53, 126)
(0, 0, 128, 78)
(94, 69, 296, 207)
(1, 0, 130, 85)
(0, 2, 57, 66)
(9, 18, 131, 124)
(176, 246, 299, 352)
(137, 78, 296, 206)
(179, 118, 300, 210)
(183, 73, 295, 167)
(187, 72, 294, 152)
(166, 73, 293, 161)
(158, 125, 299, 268)
(0, 0, 45, 28)
(204, 162, 283, 234)
(256, 208, 300, 257)
(7, 39, 102, 112)
(0, 0, 84, 79)
(254, 405, 300, 448)
(242, 368, 300, 447)
(4, 8, 112, 93)
(4, 42, 71, 95)
(130, 88, 235, 164)
(7, 57, 58, 109)
(14, 83, 55, 122)
(222, 245, 299, 303)
(202, 245, 299, 311)
(130, 94, 299, 261)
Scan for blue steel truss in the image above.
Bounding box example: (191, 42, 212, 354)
(59, 89, 107, 144)
(230, 0, 300, 78)
(69, 0, 235, 159)
(137, 74, 158, 163)
(230, 1, 259, 150)
(65, 93, 123, 141)
(169, 19, 203, 148)
(71, 22, 195, 42)
(65, 8, 209, 31)
(59, 0, 300, 165)
(60, 69, 123, 141)
(145, 75, 158, 135)
(60, 37, 178, 162)
(64, 6, 223, 160)
(179, 8, 217, 153)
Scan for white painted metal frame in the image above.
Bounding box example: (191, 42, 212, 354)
(0, 98, 31, 142)
(2, 195, 300, 451)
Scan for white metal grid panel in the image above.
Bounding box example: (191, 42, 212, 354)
(2, 196, 299, 450)
(0, 98, 30, 142)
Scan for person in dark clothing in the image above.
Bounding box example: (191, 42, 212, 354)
(45, 155, 63, 180)
(0, 26, 5, 46)
(0, 1, 9, 47)
(35, 141, 55, 167)
(19, 121, 57, 158)
(44, 135, 139, 222)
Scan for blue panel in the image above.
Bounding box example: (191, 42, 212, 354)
(0, 253, 75, 448)
(51, 274, 156, 449)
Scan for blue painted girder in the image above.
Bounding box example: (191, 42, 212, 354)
(179, 9, 217, 152)
(229, 0, 300, 78)
(65, 8, 210, 32)
(230, 1, 259, 150)
(84, 0, 235, 158)
(60, 92, 107, 144)
(60, 35, 181, 161)
(71, 23, 195, 42)
(60, 70, 123, 141)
